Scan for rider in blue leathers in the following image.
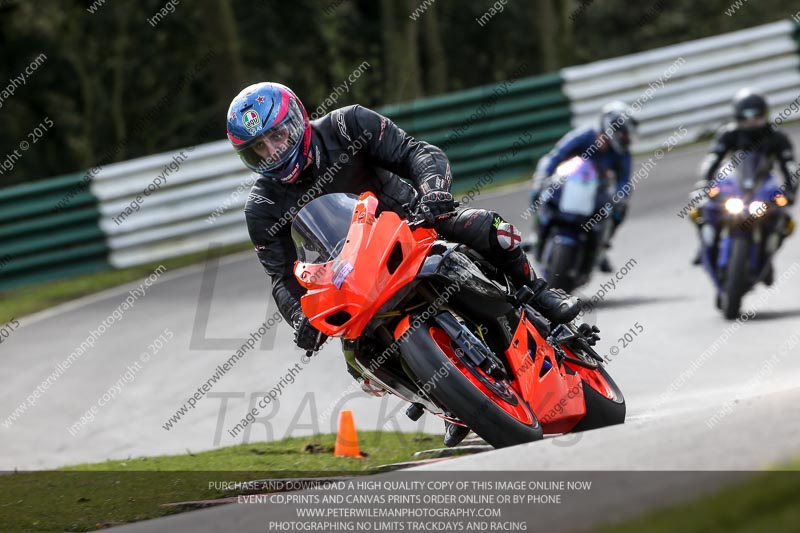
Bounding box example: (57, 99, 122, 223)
(530, 102, 637, 272)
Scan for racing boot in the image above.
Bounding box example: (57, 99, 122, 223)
(691, 213, 706, 266)
(531, 279, 582, 324)
(598, 240, 614, 272)
(691, 247, 702, 266)
(763, 262, 775, 286)
(502, 248, 581, 324)
(599, 254, 614, 273)
(443, 421, 470, 447)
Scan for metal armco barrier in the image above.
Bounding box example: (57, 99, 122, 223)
(563, 20, 800, 152)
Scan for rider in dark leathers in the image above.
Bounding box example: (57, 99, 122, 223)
(692, 89, 797, 268)
(228, 82, 582, 446)
(699, 90, 797, 201)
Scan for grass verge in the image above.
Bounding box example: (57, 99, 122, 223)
(593, 458, 800, 533)
(0, 431, 440, 532)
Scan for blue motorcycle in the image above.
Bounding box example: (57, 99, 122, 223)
(531, 156, 614, 292)
(694, 154, 793, 319)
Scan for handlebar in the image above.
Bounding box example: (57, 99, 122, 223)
(404, 201, 460, 229)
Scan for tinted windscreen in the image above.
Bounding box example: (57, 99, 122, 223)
(735, 151, 770, 191)
(291, 193, 358, 263)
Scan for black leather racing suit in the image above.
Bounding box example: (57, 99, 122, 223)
(701, 122, 797, 195)
(244, 105, 534, 326)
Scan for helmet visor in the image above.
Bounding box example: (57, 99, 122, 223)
(601, 110, 635, 154)
(736, 108, 767, 129)
(236, 99, 305, 174)
(611, 128, 631, 148)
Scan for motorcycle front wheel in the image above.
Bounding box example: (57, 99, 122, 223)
(399, 315, 543, 448)
(543, 238, 579, 292)
(722, 237, 750, 320)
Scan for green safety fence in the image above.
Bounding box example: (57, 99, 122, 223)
(380, 72, 570, 186)
(0, 172, 109, 291)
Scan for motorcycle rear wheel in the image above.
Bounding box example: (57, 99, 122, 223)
(565, 360, 626, 432)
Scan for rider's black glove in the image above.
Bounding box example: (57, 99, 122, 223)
(417, 191, 455, 227)
(292, 313, 327, 352)
(786, 189, 796, 206)
(577, 323, 601, 346)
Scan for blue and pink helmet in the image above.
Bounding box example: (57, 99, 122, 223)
(226, 82, 312, 183)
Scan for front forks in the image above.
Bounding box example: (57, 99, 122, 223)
(433, 312, 508, 381)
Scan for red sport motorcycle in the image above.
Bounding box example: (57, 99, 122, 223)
(292, 192, 625, 448)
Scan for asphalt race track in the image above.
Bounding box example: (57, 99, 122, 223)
(2, 127, 800, 476)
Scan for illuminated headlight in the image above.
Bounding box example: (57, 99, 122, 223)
(748, 201, 767, 217)
(724, 198, 745, 214)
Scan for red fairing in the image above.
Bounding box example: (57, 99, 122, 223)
(504, 315, 586, 434)
(294, 192, 436, 338)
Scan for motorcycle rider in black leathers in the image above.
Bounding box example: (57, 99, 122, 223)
(227, 82, 582, 446)
(693, 89, 797, 269)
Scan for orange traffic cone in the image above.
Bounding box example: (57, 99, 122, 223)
(334, 410, 363, 458)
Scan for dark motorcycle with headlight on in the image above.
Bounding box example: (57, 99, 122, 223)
(691, 153, 794, 319)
